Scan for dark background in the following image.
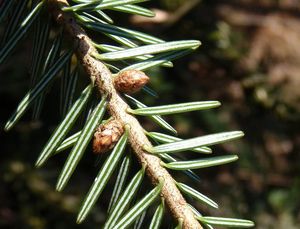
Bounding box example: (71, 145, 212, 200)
(1, 0, 299, 228)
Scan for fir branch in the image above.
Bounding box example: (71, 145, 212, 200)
(48, 0, 202, 228)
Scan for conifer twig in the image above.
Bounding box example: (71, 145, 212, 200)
(48, 0, 202, 228)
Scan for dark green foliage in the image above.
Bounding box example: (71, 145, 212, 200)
(0, 0, 255, 228)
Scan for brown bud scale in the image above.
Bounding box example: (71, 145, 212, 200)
(93, 119, 124, 154)
(114, 69, 149, 94)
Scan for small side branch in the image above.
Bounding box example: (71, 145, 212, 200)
(48, 1, 202, 228)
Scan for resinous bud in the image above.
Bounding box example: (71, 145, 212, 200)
(114, 69, 149, 94)
(93, 119, 124, 154)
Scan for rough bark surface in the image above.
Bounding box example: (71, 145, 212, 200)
(48, 1, 202, 228)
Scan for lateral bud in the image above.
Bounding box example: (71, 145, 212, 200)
(93, 119, 124, 154)
(114, 69, 149, 94)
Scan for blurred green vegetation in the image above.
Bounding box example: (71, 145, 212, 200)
(1, 0, 299, 228)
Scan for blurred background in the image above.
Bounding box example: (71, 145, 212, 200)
(1, 0, 299, 228)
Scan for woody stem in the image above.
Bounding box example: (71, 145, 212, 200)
(48, 1, 202, 228)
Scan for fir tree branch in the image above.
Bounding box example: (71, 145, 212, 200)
(48, 0, 202, 228)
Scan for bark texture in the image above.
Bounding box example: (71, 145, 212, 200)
(48, 1, 202, 228)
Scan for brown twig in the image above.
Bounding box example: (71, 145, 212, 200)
(48, 0, 202, 228)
